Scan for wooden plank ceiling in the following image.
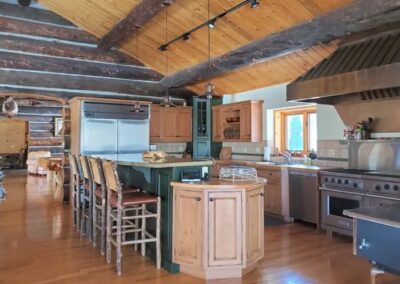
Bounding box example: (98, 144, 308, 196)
(40, 0, 351, 95)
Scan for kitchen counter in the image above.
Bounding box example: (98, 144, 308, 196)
(117, 157, 213, 168)
(215, 159, 329, 172)
(344, 205, 400, 229)
(171, 178, 266, 279)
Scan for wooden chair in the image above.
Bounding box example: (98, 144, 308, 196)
(68, 154, 81, 230)
(88, 157, 107, 255)
(102, 159, 161, 275)
(79, 155, 93, 240)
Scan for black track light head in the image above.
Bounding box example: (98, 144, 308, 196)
(249, 0, 259, 8)
(159, 44, 168, 52)
(18, 0, 32, 6)
(208, 18, 216, 29)
(183, 33, 190, 41)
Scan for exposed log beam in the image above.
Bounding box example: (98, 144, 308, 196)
(0, 34, 143, 65)
(0, 71, 194, 99)
(0, 16, 98, 44)
(0, 50, 162, 81)
(0, 2, 75, 27)
(161, 0, 400, 88)
(0, 87, 192, 102)
(98, 0, 173, 51)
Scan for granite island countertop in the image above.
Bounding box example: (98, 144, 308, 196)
(171, 177, 267, 190)
(344, 205, 400, 229)
(116, 157, 214, 168)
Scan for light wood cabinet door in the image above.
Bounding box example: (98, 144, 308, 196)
(265, 183, 282, 214)
(177, 108, 192, 141)
(258, 170, 282, 214)
(161, 108, 178, 141)
(212, 106, 222, 142)
(240, 103, 251, 140)
(150, 106, 161, 141)
(208, 191, 242, 267)
(246, 187, 264, 263)
(173, 189, 203, 267)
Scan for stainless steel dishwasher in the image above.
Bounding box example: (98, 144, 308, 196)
(289, 171, 318, 224)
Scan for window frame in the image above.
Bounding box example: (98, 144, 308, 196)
(275, 107, 316, 155)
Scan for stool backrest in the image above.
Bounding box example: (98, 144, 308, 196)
(88, 157, 105, 186)
(101, 159, 120, 192)
(79, 156, 91, 180)
(68, 153, 79, 178)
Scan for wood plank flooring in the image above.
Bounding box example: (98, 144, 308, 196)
(0, 172, 392, 284)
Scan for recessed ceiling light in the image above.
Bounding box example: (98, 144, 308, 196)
(208, 19, 216, 29)
(249, 0, 259, 8)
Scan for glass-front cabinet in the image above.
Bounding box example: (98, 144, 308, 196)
(192, 98, 211, 158)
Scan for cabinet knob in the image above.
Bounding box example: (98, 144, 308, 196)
(209, 198, 214, 202)
(260, 193, 264, 196)
(195, 197, 201, 202)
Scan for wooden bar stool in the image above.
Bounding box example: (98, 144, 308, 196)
(88, 157, 107, 254)
(79, 155, 93, 240)
(102, 159, 161, 275)
(68, 154, 81, 230)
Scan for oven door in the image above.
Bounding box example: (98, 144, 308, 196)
(321, 189, 367, 232)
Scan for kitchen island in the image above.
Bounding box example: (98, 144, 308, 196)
(113, 155, 213, 273)
(171, 178, 267, 279)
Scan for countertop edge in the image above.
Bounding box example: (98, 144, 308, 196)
(343, 209, 400, 229)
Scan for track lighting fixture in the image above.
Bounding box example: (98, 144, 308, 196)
(248, 0, 259, 8)
(158, 0, 260, 51)
(208, 19, 216, 29)
(18, 0, 32, 7)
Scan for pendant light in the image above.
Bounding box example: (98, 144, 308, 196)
(160, 6, 176, 108)
(203, 0, 216, 100)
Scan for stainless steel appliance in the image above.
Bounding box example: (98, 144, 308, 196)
(79, 102, 150, 160)
(320, 169, 400, 236)
(289, 171, 318, 224)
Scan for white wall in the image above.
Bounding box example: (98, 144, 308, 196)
(223, 83, 345, 141)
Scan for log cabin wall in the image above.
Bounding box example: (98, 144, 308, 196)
(0, 98, 64, 158)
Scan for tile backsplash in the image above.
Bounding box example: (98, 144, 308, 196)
(223, 139, 349, 168)
(153, 142, 186, 158)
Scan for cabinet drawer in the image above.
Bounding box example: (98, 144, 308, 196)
(258, 170, 280, 183)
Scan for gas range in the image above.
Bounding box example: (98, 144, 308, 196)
(319, 168, 400, 236)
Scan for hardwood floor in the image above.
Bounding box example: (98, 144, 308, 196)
(0, 173, 390, 284)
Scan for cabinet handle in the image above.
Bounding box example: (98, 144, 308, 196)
(209, 198, 214, 202)
(260, 193, 264, 196)
(195, 197, 201, 201)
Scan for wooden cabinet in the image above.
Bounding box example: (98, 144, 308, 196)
(246, 188, 264, 264)
(212, 100, 263, 142)
(208, 191, 242, 266)
(172, 182, 265, 280)
(150, 106, 161, 141)
(212, 105, 222, 142)
(173, 189, 203, 267)
(258, 169, 282, 214)
(177, 108, 192, 141)
(150, 105, 192, 142)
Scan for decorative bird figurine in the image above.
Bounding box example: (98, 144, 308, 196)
(2, 96, 18, 118)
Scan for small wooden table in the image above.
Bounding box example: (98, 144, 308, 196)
(38, 157, 64, 201)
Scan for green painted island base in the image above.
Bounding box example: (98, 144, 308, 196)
(117, 163, 210, 273)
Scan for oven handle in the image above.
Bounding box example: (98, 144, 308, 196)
(319, 187, 365, 196)
(366, 194, 400, 201)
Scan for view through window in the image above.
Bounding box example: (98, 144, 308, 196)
(276, 107, 317, 154)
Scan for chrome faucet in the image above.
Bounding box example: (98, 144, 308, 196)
(280, 151, 292, 165)
(204, 156, 216, 166)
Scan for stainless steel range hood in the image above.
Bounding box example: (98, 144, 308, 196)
(287, 29, 400, 132)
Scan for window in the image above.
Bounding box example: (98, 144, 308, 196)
(275, 107, 317, 154)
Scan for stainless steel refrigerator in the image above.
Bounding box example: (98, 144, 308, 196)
(80, 102, 150, 161)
